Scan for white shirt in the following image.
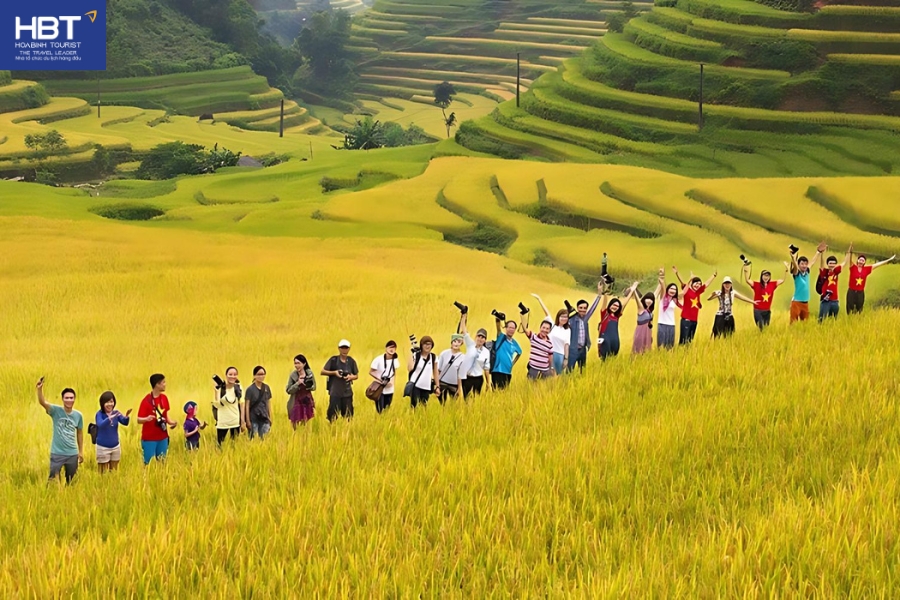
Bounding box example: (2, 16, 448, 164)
(549, 326, 570, 355)
(658, 296, 677, 326)
(463, 334, 490, 377)
(370, 354, 399, 394)
(409, 352, 435, 391)
(437, 349, 466, 385)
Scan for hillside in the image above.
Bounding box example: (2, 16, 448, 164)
(458, 0, 900, 176)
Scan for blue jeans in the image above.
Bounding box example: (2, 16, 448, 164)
(567, 346, 587, 371)
(552, 353, 566, 375)
(249, 419, 271, 440)
(679, 319, 698, 345)
(141, 438, 169, 465)
(819, 300, 839, 322)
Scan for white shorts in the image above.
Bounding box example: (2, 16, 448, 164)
(96, 445, 121, 464)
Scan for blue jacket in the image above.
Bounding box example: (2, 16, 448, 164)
(95, 410, 130, 448)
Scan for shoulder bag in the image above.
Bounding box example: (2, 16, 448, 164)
(403, 353, 430, 398)
(366, 355, 395, 401)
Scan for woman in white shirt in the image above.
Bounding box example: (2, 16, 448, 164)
(459, 314, 491, 398)
(708, 276, 757, 338)
(213, 366, 243, 447)
(369, 340, 399, 414)
(531, 294, 570, 374)
(437, 334, 467, 403)
(406, 336, 439, 408)
(657, 268, 680, 350)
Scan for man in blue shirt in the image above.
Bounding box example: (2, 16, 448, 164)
(490, 317, 522, 390)
(568, 280, 604, 372)
(789, 244, 822, 324)
(37, 378, 84, 484)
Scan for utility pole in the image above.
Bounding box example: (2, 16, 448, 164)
(516, 51, 521, 108)
(698, 63, 704, 131)
(279, 99, 284, 138)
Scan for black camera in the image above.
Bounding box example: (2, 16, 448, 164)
(409, 334, 419, 353)
(518, 302, 530, 315)
(823, 291, 832, 302)
(564, 299, 575, 316)
(789, 244, 799, 255)
(491, 309, 506, 322)
(740, 254, 751, 266)
(156, 418, 168, 431)
(601, 252, 615, 285)
(453, 301, 468, 314)
(212, 374, 225, 389)
(337, 369, 346, 378)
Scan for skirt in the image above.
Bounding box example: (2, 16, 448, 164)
(289, 392, 315, 423)
(632, 323, 653, 354)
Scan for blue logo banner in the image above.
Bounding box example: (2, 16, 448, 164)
(2, 0, 106, 70)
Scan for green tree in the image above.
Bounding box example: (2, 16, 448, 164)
(293, 10, 356, 97)
(342, 117, 385, 150)
(433, 81, 458, 138)
(24, 130, 67, 157)
(136, 141, 241, 179)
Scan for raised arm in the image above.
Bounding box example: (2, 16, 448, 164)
(584, 281, 603, 320)
(458, 312, 468, 336)
(789, 252, 800, 275)
(495, 316, 503, 335)
(531, 293, 551, 318)
(840, 244, 852, 269)
(621, 282, 639, 310)
(672, 266, 686, 288)
(704, 270, 718, 289)
(36, 379, 50, 414)
(873, 254, 897, 269)
(776, 262, 790, 286)
(743, 263, 754, 288)
(654, 268, 665, 300)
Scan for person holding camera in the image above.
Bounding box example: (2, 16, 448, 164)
(437, 334, 467, 403)
(37, 378, 83, 485)
(491, 313, 522, 390)
(817, 245, 851, 322)
(673, 267, 717, 345)
(743, 261, 788, 331)
(94, 391, 131, 473)
(369, 341, 399, 413)
(789, 243, 823, 323)
(847, 251, 895, 314)
(287, 354, 316, 428)
(322, 340, 359, 421)
(458, 313, 491, 398)
(708, 277, 757, 338)
(598, 283, 637, 360)
(245, 366, 273, 440)
(407, 335, 440, 407)
(567, 281, 604, 372)
(213, 366, 243, 447)
(137, 374, 177, 466)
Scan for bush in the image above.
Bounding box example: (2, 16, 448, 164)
(743, 40, 819, 73)
(90, 203, 165, 221)
(136, 141, 241, 179)
(443, 223, 516, 254)
(874, 289, 900, 310)
(455, 121, 526, 160)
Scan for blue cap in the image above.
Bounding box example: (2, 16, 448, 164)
(183, 401, 197, 414)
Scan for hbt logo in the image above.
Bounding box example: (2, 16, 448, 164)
(15, 11, 98, 41)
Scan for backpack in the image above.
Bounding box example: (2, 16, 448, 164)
(815, 271, 827, 296)
(487, 336, 507, 373)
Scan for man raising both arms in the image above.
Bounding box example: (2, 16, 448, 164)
(789, 243, 823, 324)
(817, 245, 851, 322)
(567, 281, 604, 372)
(847, 251, 895, 315)
(491, 313, 522, 391)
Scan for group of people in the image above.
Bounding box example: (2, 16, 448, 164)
(36, 244, 893, 483)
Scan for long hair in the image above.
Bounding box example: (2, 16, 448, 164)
(605, 297, 623, 318)
(662, 283, 678, 311)
(555, 308, 569, 328)
(640, 292, 655, 315)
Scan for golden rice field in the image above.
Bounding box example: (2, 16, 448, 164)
(2, 209, 900, 595)
(3, 92, 900, 594)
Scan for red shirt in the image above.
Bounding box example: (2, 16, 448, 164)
(139, 393, 170, 441)
(849, 265, 873, 291)
(751, 281, 779, 311)
(680, 284, 706, 322)
(819, 265, 842, 298)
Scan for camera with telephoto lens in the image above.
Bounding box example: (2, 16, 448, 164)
(740, 254, 751, 266)
(789, 244, 800, 255)
(564, 299, 575, 316)
(491, 309, 506, 322)
(518, 302, 530, 315)
(601, 252, 615, 285)
(453, 301, 468, 314)
(409, 334, 419, 353)
(212, 374, 225, 389)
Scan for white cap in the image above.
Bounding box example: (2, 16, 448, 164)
(723, 276, 732, 283)
(338, 339, 351, 348)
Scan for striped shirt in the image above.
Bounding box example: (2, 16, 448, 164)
(527, 332, 553, 371)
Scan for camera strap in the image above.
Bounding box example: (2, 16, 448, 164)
(439, 354, 459, 384)
(382, 355, 395, 381)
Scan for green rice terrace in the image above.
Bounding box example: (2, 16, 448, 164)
(456, 0, 900, 176)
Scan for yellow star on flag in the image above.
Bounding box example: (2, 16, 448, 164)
(828, 275, 837, 285)
(856, 278, 863, 286)
(690, 298, 699, 308)
(762, 293, 770, 302)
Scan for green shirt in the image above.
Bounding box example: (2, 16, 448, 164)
(48, 405, 83, 456)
